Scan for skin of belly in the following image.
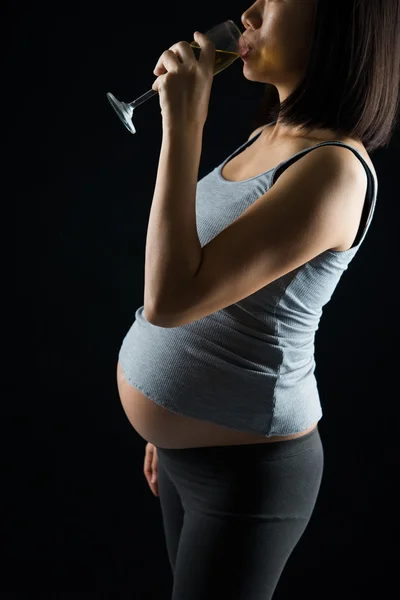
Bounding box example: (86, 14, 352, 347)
(116, 360, 317, 449)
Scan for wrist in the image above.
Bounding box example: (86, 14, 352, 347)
(162, 121, 205, 139)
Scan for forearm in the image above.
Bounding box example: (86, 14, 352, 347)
(144, 126, 204, 319)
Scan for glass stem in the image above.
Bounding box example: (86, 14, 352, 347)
(129, 89, 158, 110)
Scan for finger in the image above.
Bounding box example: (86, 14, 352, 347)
(151, 456, 158, 483)
(193, 31, 215, 68)
(170, 40, 198, 65)
(144, 446, 154, 473)
(153, 49, 182, 75)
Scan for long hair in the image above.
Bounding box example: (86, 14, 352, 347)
(251, 0, 400, 154)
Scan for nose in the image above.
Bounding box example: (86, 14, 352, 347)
(241, 8, 259, 32)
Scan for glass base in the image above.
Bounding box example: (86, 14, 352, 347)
(106, 93, 136, 134)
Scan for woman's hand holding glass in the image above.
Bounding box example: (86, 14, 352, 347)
(106, 20, 243, 135)
(151, 31, 215, 132)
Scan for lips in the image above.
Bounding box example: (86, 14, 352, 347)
(239, 36, 254, 58)
(240, 47, 253, 58)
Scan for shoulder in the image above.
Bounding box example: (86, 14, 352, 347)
(275, 143, 369, 251)
(274, 143, 368, 220)
(288, 142, 368, 182)
(298, 136, 372, 193)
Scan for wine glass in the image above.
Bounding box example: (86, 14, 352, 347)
(106, 19, 243, 135)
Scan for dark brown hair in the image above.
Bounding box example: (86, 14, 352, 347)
(251, 0, 400, 154)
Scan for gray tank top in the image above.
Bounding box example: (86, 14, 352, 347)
(118, 124, 378, 437)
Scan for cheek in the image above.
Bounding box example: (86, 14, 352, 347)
(256, 44, 291, 75)
(261, 14, 294, 62)
(249, 9, 313, 73)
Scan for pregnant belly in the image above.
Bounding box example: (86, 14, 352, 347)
(116, 360, 317, 449)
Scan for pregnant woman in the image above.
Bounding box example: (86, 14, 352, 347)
(116, 1, 399, 598)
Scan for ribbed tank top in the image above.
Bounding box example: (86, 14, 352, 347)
(118, 125, 378, 436)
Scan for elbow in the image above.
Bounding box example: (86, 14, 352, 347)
(144, 304, 158, 325)
(144, 304, 172, 328)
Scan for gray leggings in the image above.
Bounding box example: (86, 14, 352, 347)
(156, 425, 324, 600)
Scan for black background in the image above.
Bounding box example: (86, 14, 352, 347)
(9, 1, 400, 598)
